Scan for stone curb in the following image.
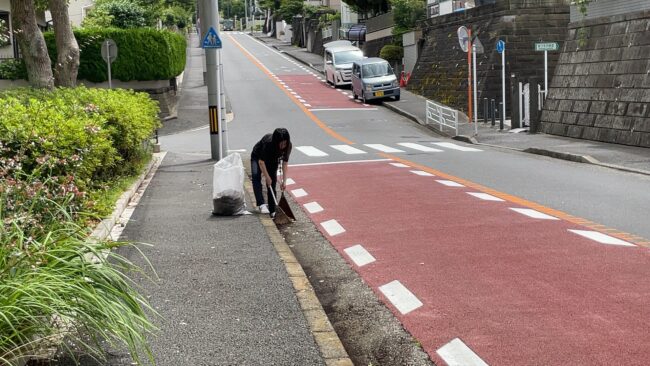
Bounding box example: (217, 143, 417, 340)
(90, 152, 164, 241)
(242, 180, 353, 366)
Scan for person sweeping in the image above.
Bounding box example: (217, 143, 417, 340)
(251, 128, 292, 216)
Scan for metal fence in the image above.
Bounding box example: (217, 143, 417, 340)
(426, 99, 459, 135)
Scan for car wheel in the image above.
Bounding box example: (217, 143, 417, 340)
(394, 94, 400, 101)
(362, 94, 368, 104)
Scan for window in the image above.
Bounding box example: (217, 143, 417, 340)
(362, 62, 393, 78)
(333, 50, 363, 65)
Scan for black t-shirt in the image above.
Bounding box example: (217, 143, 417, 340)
(251, 134, 292, 170)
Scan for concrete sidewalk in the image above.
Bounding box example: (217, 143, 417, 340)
(113, 32, 351, 366)
(254, 34, 650, 176)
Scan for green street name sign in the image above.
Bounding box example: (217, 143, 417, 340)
(535, 42, 560, 52)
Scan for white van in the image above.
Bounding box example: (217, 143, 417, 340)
(324, 45, 364, 87)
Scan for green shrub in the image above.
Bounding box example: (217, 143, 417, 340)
(0, 59, 28, 80)
(83, 0, 148, 28)
(380, 44, 404, 62)
(391, 0, 426, 34)
(0, 87, 160, 188)
(44, 28, 186, 82)
(162, 6, 191, 29)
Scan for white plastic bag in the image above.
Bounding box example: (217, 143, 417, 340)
(212, 153, 247, 215)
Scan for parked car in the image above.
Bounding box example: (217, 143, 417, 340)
(324, 44, 364, 87)
(351, 58, 400, 103)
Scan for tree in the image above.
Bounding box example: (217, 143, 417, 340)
(10, 0, 54, 89)
(49, 0, 80, 87)
(391, 0, 425, 35)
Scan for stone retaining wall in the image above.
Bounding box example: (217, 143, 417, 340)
(540, 10, 650, 147)
(408, 0, 569, 114)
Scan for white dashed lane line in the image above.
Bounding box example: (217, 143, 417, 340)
(510, 208, 559, 220)
(291, 188, 308, 198)
(344, 245, 376, 267)
(568, 230, 635, 247)
(321, 219, 346, 236)
(410, 170, 435, 177)
(436, 338, 489, 366)
(284, 178, 295, 186)
(390, 163, 410, 168)
(303, 201, 324, 214)
(436, 180, 465, 187)
(466, 192, 504, 201)
(378, 280, 423, 315)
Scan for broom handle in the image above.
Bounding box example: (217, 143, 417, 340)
(268, 184, 280, 206)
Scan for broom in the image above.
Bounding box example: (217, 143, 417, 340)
(268, 187, 293, 225)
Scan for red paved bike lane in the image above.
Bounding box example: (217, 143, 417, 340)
(288, 160, 650, 365)
(275, 74, 371, 109)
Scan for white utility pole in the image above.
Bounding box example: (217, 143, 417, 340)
(201, 0, 224, 160)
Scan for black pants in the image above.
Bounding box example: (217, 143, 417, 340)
(251, 159, 276, 213)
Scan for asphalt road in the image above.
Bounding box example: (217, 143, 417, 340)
(212, 32, 650, 365)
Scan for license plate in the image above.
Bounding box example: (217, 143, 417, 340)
(374, 91, 384, 97)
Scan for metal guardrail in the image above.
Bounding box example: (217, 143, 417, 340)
(426, 99, 459, 136)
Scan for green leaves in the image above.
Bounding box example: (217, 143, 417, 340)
(391, 0, 426, 35)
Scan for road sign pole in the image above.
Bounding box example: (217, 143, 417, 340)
(106, 42, 112, 89)
(472, 42, 478, 134)
(467, 29, 472, 128)
(544, 50, 548, 104)
(202, 0, 222, 160)
(502, 47, 506, 126)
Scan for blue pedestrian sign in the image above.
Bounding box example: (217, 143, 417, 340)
(496, 40, 505, 54)
(202, 27, 222, 49)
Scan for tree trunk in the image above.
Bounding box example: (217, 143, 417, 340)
(10, 0, 54, 89)
(49, 0, 79, 87)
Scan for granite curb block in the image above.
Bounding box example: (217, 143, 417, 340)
(90, 152, 164, 242)
(242, 180, 353, 366)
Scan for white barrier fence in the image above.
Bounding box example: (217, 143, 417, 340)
(426, 100, 459, 136)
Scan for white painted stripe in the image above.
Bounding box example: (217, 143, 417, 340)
(466, 192, 504, 202)
(569, 230, 635, 247)
(331, 145, 367, 155)
(290, 159, 392, 167)
(378, 280, 423, 315)
(304, 104, 312, 107)
(296, 146, 329, 157)
(291, 188, 308, 198)
(285, 178, 296, 186)
(437, 338, 489, 366)
(321, 219, 346, 236)
(310, 108, 378, 111)
(299, 99, 307, 103)
(344, 245, 376, 267)
(433, 142, 482, 152)
(410, 170, 435, 177)
(291, 91, 298, 95)
(436, 180, 465, 187)
(510, 208, 559, 220)
(397, 142, 443, 152)
(303, 201, 324, 214)
(390, 163, 410, 168)
(364, 144, 405, 153)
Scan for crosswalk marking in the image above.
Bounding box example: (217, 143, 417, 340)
(330, 145, 367, 155)
(397, 142, 443, 152)
(433, 142, 482, 152)
(364, 144, 405, 153)
(296, 146, 328, 157)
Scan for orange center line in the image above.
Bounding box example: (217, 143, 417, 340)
(226, 34, 354, 145)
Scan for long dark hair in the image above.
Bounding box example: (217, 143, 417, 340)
(272, 128, 291, 151)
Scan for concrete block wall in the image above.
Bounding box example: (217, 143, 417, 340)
(408, 0, 569, 114)
(540, 10, 650, 147)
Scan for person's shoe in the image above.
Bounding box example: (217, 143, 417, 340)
(259, 204, 270, 214)
(270, 211, 276, 219)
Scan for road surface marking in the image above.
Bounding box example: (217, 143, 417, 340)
(304, 201, 324, 214)
(436, 180, 466, 187)
(310, 108, 378, 111)
(467, 192, 504, 201)
(398, 142, 443, 152)
(321, 219, 346, 236)
(296, 146, 329, 157)
(285, 178, 295, 186)
(436, 338, 489, 366)
(299, 99, 307, 103)
(290, 159, 392, 167)
(568, 230, 635, 247)
(364, 144, 405, 153)
(390, 163, 410, 168)
(378, 280, 423, 315)
(433, 142, 482, 152)
(344, 245, 376, 267)
(410, 170, 435, 177)
(510, 208, 559, 220)
(304, 104, 312, 107)
(331, 145, 367, 155)
(291, 188, 308, 198)
(290, 91, 297, 95)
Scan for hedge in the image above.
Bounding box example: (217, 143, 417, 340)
(0, 87, 160, 189)
(41, 28, 186, 82)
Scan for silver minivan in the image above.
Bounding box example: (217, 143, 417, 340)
(351, 58, 400, 103)
(324, 44, 364, 87)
